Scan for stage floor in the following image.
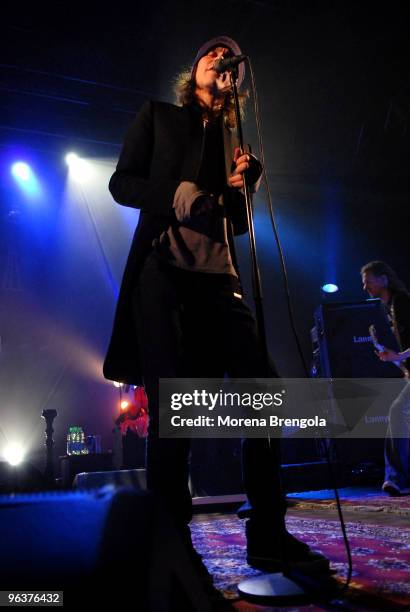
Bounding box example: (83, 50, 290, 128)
(191, 486, 410, 610)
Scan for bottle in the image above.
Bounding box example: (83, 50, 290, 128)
(67, 426, 89, 455)
(79, 427, 89, 455)
(67, 426, 78, 455)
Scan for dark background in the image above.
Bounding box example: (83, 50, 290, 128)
(1, 1, 409, 476)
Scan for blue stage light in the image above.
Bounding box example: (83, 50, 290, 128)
(322, 283, 339, 293)
(11, 161, 41, 197)
(11, 162, 31, 181)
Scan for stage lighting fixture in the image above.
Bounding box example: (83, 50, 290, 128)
(120, 401, 130, 411)
(11, 162, 30, 181)
(11, 161, 41, 197)
(3, 443, 25, 467)
(65, 152, 79, 165)
(65, 152, 93, 180)
(322, 283, 339, 293)
(113, 381, 123, 388)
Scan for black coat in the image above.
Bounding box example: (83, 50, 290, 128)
(103, 100, 249, 385)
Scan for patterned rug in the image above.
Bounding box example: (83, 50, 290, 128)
(191, 512, 410, 608)
(288, 487, 410, 516)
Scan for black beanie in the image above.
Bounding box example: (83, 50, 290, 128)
(190, 36, 245, 87)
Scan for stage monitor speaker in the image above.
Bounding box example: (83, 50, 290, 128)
(74, 468, 147, 491)
(312, 299, 402, 378)
(0, 488, 215, 611)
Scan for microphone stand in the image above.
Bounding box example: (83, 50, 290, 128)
(230, 69, 269, 366)
(229, 66, 316, 605)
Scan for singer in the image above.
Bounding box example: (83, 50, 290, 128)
(103, 36, 330, 589)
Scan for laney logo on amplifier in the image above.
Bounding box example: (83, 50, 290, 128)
(353, 335, 372, 344)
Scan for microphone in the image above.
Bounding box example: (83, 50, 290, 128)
(213, 54, 247, 74)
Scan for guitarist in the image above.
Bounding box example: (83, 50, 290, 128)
(361, 261, 410, 495)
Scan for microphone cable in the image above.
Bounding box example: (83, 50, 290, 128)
(245, 56, 353, 593)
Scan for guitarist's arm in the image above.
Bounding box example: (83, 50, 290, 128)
(377, 347, 410, 379)
(377, 347, 410, 363)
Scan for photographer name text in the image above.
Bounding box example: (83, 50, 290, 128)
(169, 415, 327, 429)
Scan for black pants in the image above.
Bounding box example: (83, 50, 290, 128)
(133, 252, 286, 537)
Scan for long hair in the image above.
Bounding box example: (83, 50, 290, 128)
(360, 261, 408, 294)
(173, 69, 248, 129)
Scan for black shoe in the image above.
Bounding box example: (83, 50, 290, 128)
(187, 548, 233, 609)
(382, 480, 410, 496)
(189, 549, 214, 587)
(246, 523, 332, 574)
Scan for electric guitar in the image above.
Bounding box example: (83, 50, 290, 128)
(369, 324, 409, 378)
